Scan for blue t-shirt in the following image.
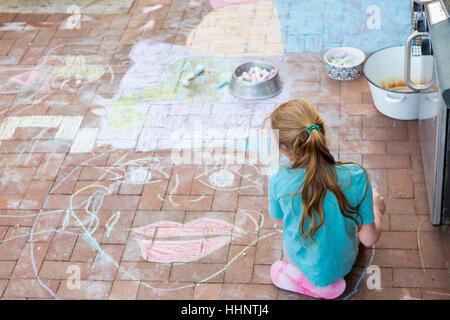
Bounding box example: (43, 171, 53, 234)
(268, 163, 374, 287)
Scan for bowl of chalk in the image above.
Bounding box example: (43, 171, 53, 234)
(229, 61, 282, 100)
(324, 47, 366, 81)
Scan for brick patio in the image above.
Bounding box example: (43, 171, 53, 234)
(0, 0, 448, 300)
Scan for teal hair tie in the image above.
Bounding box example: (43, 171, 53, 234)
(307, 124, 321, 134)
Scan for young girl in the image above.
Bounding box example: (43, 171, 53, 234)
(265, 99, 385, 299)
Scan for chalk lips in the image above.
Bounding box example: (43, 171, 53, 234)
(133, 218, 245, 263)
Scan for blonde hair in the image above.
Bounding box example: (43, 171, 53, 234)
(264, 99, 369, 243)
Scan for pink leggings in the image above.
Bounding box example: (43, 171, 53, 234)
(270, 243, 346, 299)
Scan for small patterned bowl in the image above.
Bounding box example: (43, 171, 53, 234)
(323, 47, 366, 81)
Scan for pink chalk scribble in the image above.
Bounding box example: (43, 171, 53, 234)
(209, 0, 271, 9)
(139, 237, 231, 263)
(134, 218, 244, 263)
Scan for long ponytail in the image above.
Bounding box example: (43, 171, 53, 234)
(266, 99, 369, 244)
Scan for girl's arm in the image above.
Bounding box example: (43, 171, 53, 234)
(271, 217, 283, 229)
(358, 188, 385, 247)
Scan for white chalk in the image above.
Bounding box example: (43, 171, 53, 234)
(142, 4, 163, 14)
(182, 79, 191, 87)
(343, 55, 353, 63)
(194, 65, 204, 76)
(332, 51, 347, 59)
(254, 66, 262, 80)
(242, 72, 251, 82)
(260, 72, 271, 81)
(186, 72, 196, 80)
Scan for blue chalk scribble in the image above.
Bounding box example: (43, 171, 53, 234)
(275, 0, 412, 53)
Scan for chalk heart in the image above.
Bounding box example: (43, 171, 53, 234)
(187, 1, 284, 56)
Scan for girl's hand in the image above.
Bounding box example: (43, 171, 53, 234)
(372, 188, 386, 217)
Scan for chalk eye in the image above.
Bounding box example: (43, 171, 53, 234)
(123, 167, 152, 185)
(208, 168, 236, 189)
(123, 165, 167, 185)
(195, 161, 262, 193)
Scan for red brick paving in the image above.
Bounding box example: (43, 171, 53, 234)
(0, 0, 448, 301)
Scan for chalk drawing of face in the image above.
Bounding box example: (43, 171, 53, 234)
(2, 151, 279, 298)
(117, 153, 275, 291)
(69, 154, 272, 291)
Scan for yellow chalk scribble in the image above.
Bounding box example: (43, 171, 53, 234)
(53, 55, 105, 83)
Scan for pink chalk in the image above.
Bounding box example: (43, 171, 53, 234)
(134, 218, 243, 238)
(139, 237, 231, 263)
(135, 218, 245, 263)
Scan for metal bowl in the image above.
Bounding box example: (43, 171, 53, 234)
(323, 47, 366, 81)
(229, 61, 282, 100)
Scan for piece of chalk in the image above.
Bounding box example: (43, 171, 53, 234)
(251, 73, 257, 82)
(343, 55, 353, 63)
(182, 79, 191, 87)
(194, 65, 204, 76)
(216, 80, 228, 89)
(260, 72, 270, 81)
(182, 66, 188, 72)
(332, 51, 347, 59)
(254, 67, 261, 80)
(186, 72, 196, 80)
(242, 72, 251, 82)
(269, 69, 276, 77)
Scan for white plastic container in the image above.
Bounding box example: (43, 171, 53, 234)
(363, 45, 436, 120)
